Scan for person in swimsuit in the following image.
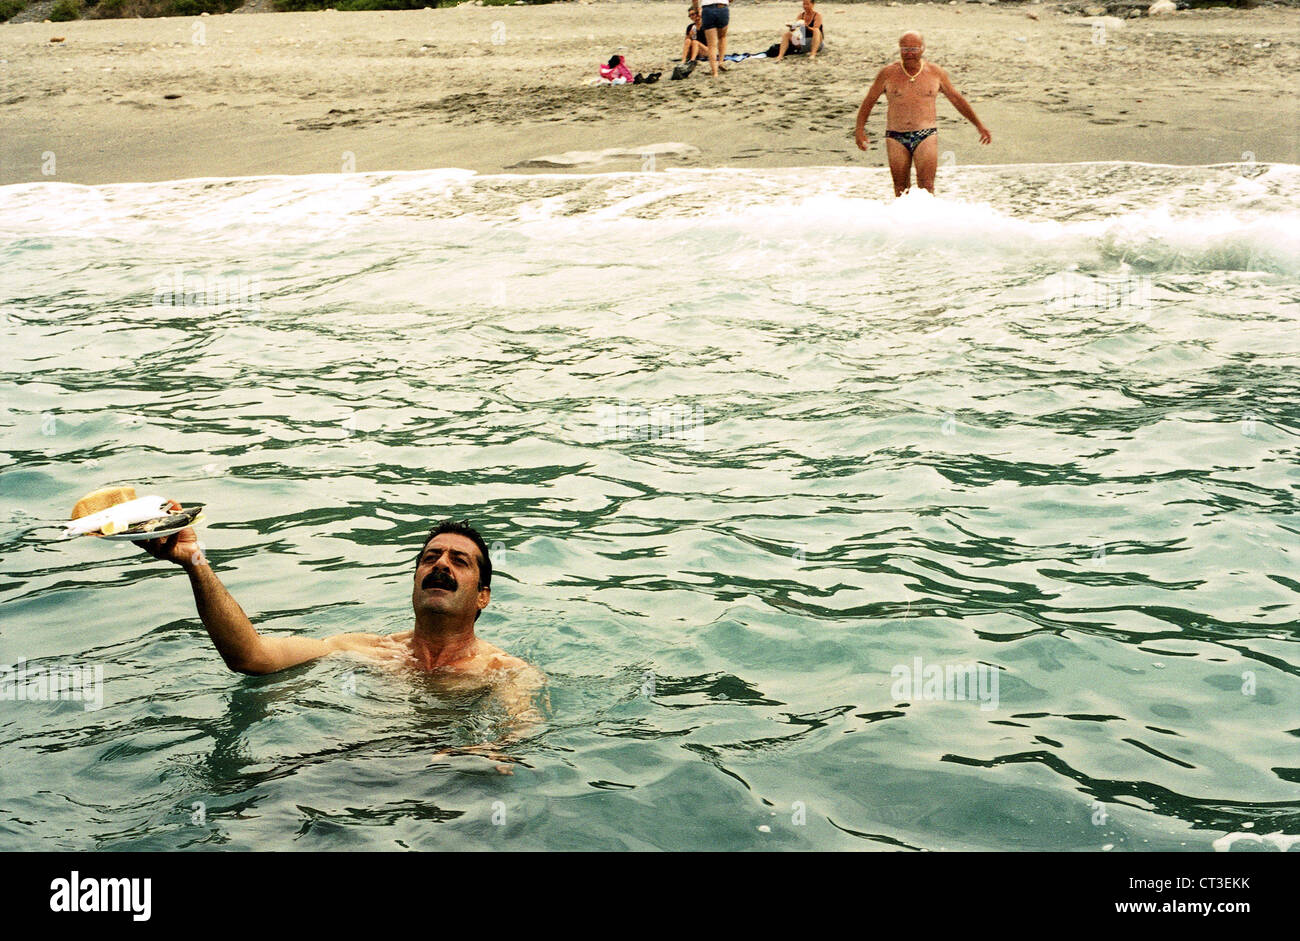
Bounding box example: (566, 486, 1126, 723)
(853, 31, 992, 196)
(774, 0, 824, 61)
(682, 5, 709, 64)
(141, 514, 544, 769)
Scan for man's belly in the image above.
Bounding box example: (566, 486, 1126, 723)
(886, 102, 938, 132)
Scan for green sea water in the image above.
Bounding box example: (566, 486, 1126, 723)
(1, 162, 1297, 850)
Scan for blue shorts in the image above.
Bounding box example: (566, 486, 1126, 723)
(700, 4, 729, 31)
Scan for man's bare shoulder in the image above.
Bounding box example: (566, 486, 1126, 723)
(324, 632, 408, 658)
(473, 639, 543, 678)
(324, 632, 384, 651)
(924, 63, 954, 90)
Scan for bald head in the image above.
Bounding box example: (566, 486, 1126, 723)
(899, 31, 924, 66)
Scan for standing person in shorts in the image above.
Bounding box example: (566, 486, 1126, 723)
(700, 0, 732, 77)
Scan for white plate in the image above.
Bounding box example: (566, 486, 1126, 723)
(98, 508, 206, 542)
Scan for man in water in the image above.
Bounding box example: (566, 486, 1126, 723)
(854, 31, 991, 196)
(141, 513, 543, 762)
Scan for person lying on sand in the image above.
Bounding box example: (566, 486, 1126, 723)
(773, 0, 824, 61)
(854, 31, 991, 196)
(682, 5, 710, 64)
(141, 514, 544, 768)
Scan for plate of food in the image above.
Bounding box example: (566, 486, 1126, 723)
(65, 487, 206, 542)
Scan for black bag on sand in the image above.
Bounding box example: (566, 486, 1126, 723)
(671, 60, 696, 81)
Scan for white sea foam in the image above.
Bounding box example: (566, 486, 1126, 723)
(1212, 831, 1300, 852)
(514, 142, 701, 168)
(1, 163, 1297, 276)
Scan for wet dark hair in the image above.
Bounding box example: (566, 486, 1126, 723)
(416, 519, 492, 589)
(608, 54, 622, 68)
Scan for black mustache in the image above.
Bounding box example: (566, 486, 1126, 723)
(422, 570, 457, 591)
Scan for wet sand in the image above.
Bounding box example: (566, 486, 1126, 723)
(1, 2, 1297, 184)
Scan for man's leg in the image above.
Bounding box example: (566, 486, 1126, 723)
(706, 27, 719, 76)
(885, 137, 913, 197)
(913, 133, 939, 193)
(719, 25, 729, 67)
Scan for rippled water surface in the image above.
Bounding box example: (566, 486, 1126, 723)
(1, 163, 1297, 851)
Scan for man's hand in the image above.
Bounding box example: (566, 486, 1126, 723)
(431, 746, 524, 775)
(139, 500, 205, 567)
(976, 124, 992, 145)
(855, 128, 869, 151)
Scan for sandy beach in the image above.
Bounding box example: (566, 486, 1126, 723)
(1, 3, 1297, 184)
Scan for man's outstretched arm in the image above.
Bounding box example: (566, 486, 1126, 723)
(938, 68, 991, 144)
(142, 509, 346, 675)
(183, 562, 338, 674)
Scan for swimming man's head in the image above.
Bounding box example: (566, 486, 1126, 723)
(412, 519, 492, 623)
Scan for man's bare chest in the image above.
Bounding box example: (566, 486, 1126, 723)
(887, 78, 940, 104)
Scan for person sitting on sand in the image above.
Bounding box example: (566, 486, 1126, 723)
(600, 54, 636, 85)
(682, 5, 709, 64)
(141, 513, 544, 762)
(854, 31, 991, 196)
(774, 0, 824, 61)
